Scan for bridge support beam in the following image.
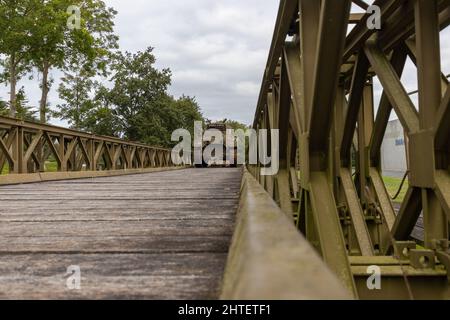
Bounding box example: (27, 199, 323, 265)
(249, 0, 450, 299)
(221, 169, 351, 300)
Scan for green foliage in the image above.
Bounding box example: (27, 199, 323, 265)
(0, 88, 37, 120)
(133, 94, 203, 147)
(0, 99, 7, 116)
(171, 95, 204, 139)
(0, 0, 118, 119)
(1, 162, 9, 175)
(83, 105, 120, 137)
(84, 84, 122, 136)
(107, 47, 172, 141)
(0, 0, 35, 63)
(218, 119, 250, 131)
(65, 0, 119, 76)
(15, 87, 38, 121)
(0, 2, 244, 151)
(0, 55, 32, 87)
(55, 70, 98, 129)
(0, 0, 37, 115)
(29, 0, 69, 70)
(106, 49, 205, 147)
(29, 0, 119, 122)
(44, 160, 58, 172)
(55, 47, 205, 147)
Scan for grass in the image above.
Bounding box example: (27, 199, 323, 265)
(45, 161, 58, 172)
(383, 175, 409, 203)
(1, 161, 59, 175)
(1, 163, 8, 175)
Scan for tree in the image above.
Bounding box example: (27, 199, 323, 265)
(83, 84, 121, 136)
(0, 87, 38, 121)
(31, 0, 118, 123)
(82, 47, 207, 147)
(56, 74, 121, 136)
(82, 105, 120, 137)
(134, 94, 175, 146)
(65, 0, 119, 77)
(170, 95, 204, 144)
(0, 0, 36, 117)
(106, 47, 172, 143)
(29, 0, 66, 122)
(0, 98, 8, 116)
(219, 119, 249, 131)
(15, 87, 38, 121)
(55, 70, 98, 130)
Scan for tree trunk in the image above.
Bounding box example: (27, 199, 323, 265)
(75, 75, 80, 130)
(9, 54, 17, 118)
(38, 62, 50, 170)
(39, 60, 50, 123)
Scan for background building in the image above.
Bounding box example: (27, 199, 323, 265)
(381, 119, 408, 177)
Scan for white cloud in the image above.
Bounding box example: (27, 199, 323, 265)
(234, 81, 260, 96)
(104, 0, 279, 124)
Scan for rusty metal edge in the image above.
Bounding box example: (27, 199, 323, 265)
(220, 166, 351, 300)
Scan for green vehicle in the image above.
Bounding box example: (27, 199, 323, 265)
(195, 123, 237, 168)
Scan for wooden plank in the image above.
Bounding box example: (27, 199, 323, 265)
(0, 236, 232, 253)
(0, 253, 227, 299)
(0, 208, 236, 222)
(0, 168, 242, 299)
(0, 221, 234, 237)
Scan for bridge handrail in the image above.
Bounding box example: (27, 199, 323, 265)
(0, 115, 170, 151)
(221, 168, 351, 300)
(0, 115, 177, 178)
(247, 0, 450, 299)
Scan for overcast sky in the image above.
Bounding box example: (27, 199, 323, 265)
(0, 1, 449, 126)
(104, 0, 279, 125)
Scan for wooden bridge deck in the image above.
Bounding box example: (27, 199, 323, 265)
(0, 168, 242, 299)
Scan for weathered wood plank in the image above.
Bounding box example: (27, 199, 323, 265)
(0, 168, 242, 299)
(0, 235, 232, 253)
(0, 253, 227, 299)
(0, 220, 234, 237)
(0, 199, 238, 211)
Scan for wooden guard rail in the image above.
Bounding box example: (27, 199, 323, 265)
(0, 116, 175, 180)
